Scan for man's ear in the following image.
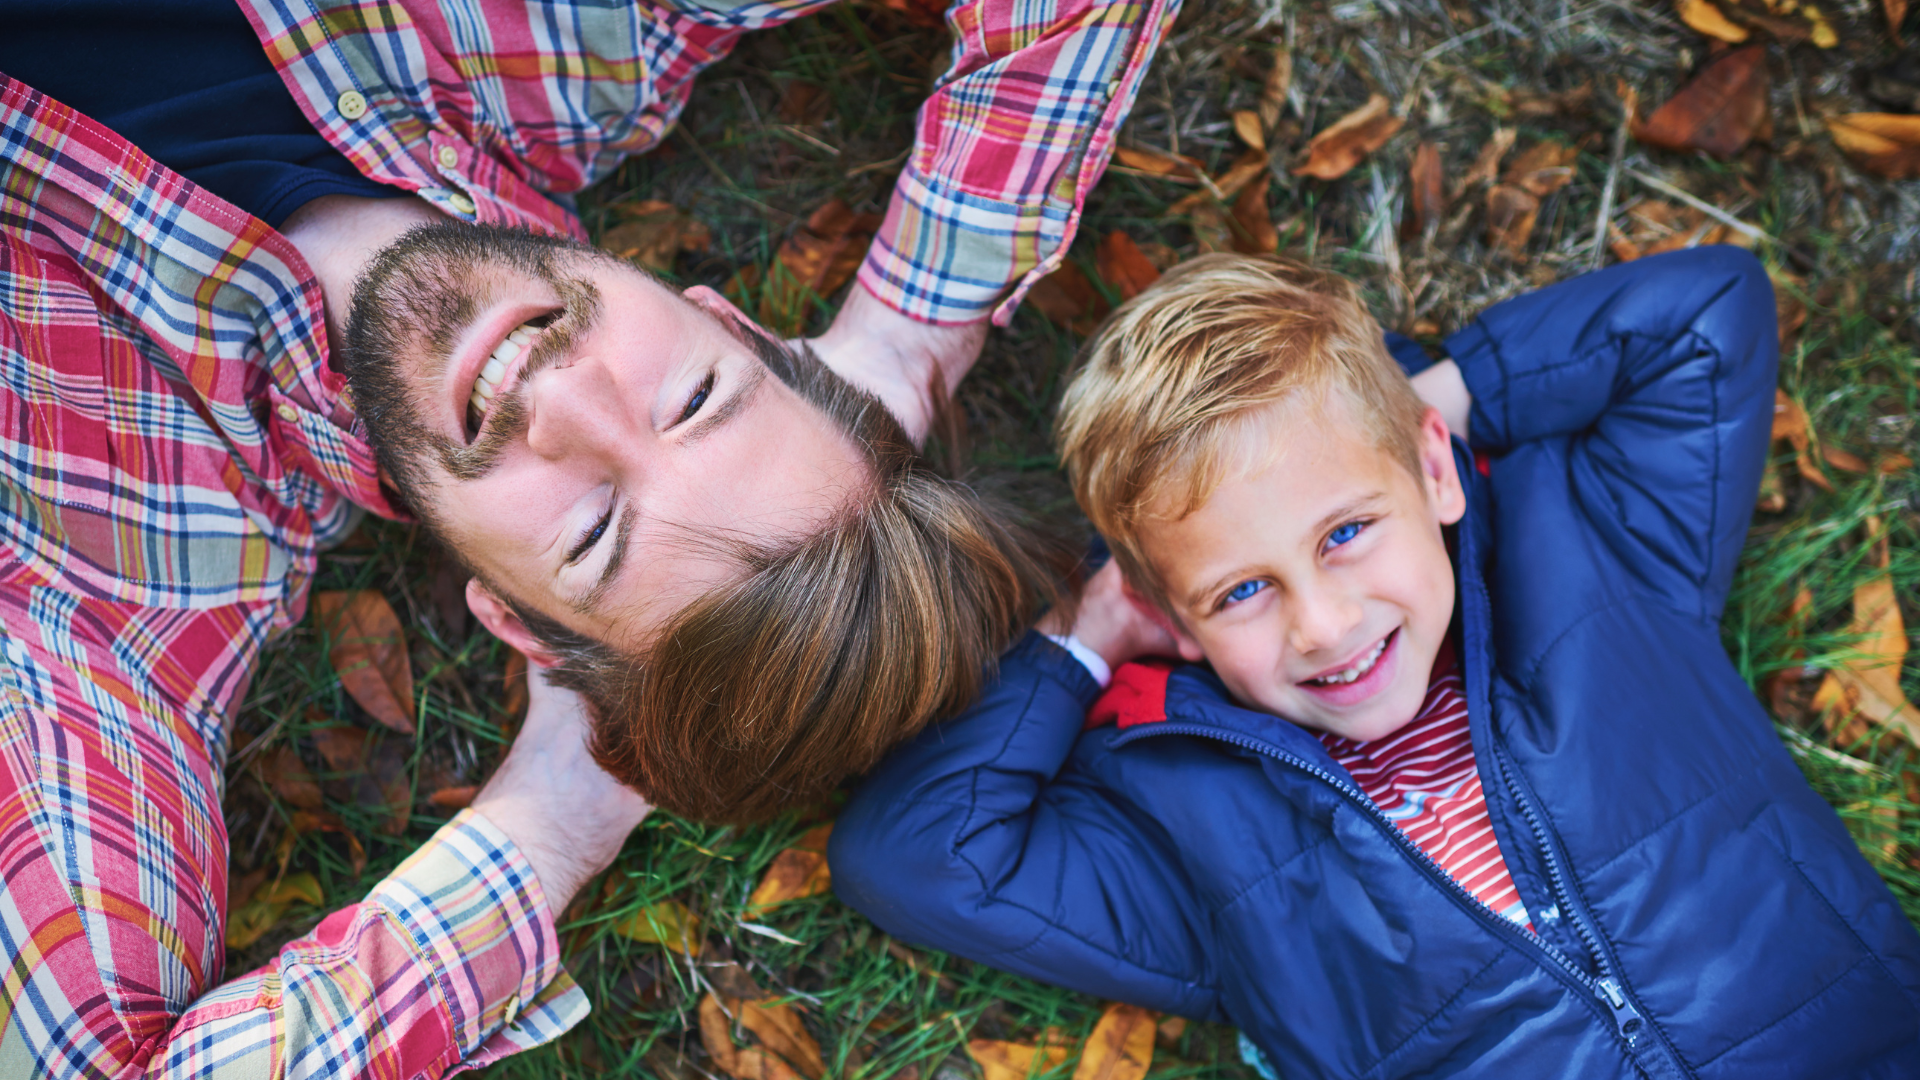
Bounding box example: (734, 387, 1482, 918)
(683, 285, 757, 333)
(1418, 405, 1467, 527)
(466, 578, 562, 668)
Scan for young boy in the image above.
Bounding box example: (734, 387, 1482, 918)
(830, 249, 1920, 1078)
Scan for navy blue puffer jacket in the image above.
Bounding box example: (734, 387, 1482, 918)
(831, 248, 1920, 1078)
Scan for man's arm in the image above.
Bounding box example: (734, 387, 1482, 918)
(1443, 245, 1778, 618)
(831, 567, 1220, 1020)
(809, 0, 1183, 440)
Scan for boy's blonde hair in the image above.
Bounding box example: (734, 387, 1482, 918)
(1055, 253, 1429, 610)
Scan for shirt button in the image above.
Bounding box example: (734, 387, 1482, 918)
(448, 192, 477, 216)
(337, 90, 368, 120)
(275, 403, 300, 423)
(437, 145, 459, 170)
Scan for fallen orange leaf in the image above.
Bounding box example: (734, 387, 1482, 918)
(1887, 0, 1908, 42)
(701, 994, 809, 1080)
(736, 997, 826, 1080)
(1027, 261, 1109, 335)
(1458, 127, 1516, 194)
(1072, 1003, 1157, 1080)
(1827, 113, 1920, 180)
(1406, 141, 1446, 236)
(877, 0, 946, 27)
(1232, 110, 1265, 151)
(1821, 445, 1871, 474)
(313, 590, 415, 733)
(1258, 48, 1293, 131)
(1485, 184, 1541, 256)
(967, 1039, 1071, 1080)
(1293, 95, 1404, 180)
(255, 745, 323, 811)
(310, 725, 411, 835)
(428, 785, 477, 810)
(599, 201, 711, 273)
(1879, 452, 1913, 474)
(1230, 173, 1279, 255)
(1112, 146, 1204, 182)
(1167, 150, 1269, 216)
(1815, 575, 1919, 744)
(1632, 46, 1770, 158)
(1771, 390, 1834, 492)
(1677, 0, 1751, 42)
(700, 992, 825, 1080)
(1153, 1016, 1187, 1050)
(1094, 231, 1162, 302)
(747, 824, 835, 913)
(1502, 141, 1579, 197)
(760, 200, 883, 337)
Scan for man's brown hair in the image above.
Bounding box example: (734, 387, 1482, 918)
(343, 224, 1067, 823)
(1055, 252, 1427, 611)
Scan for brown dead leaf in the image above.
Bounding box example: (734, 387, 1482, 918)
(1459, 127, 1517, 194)
(1259, 48, 1293, 132)
(1804, 3, 1838, 46)
(1095, 231, 1162, 302)
(226, 871, 324, 949)
(428, 785, 477, 811)
(760, 200, 882, 337)
(1027, 261, 1109, 335)
(1232, 110, 1266, 152)
(1880, 452, 1914, 474)
(877, 0, 946, 27)
(600, 201, 711, 273)
(1827, 113, 1920, 180)
(1406, 141, 1447, 236)
(1073, 1003, 1157, 1080)
(1486, 184, 1542, 256)
(255, 746, 323, 810)
(1887, 0, 1908, 42)
(1293, 95, 1404, 180)
(736, 998, 826, 1080)
(1112, 146, 1204, 182)
(1822, 446, 1872, 474)
(1677, 0, 1751, 42)
(700, 992, 824, 1080)
(1816, 576, 1919, 744)
(1167, 150, 1270, 217)
(1771, 271, 1808, 349)
(312, 590, 415, 733)
(1502, 141, 1579, 197)
(1230, 173, 1279, 254)
(1772, 390, 1835, 492)
(777, 81, 830, 126)
(701, 994, 806, 1080)
(748, 824, 834, 913)
(311, 726, 411, 835)
(1632, 46, 1770, 158)
(1188, 201, 1233, 254)
(615, 900, 702, 955)
(968, 1040, 1071, 1080)
(1153, 1016, 1187, 1050)
(1504, 84, 1597, 119)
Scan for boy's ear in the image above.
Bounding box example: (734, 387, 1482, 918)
(1122, 578, 1208, 663)
(466, 578, 562, 668)
(1418, 406, 1467, 527)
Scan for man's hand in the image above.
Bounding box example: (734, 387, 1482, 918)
(1039, 560, 1183, 672)
(470, 666, 650, 913)
(806, 284, 989, 445)
(1410, 358, 1473, 443)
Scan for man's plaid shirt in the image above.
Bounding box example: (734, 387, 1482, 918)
(0, 0, 1174, 1075)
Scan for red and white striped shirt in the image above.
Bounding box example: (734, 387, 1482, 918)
(1318, 647, 1531, 927)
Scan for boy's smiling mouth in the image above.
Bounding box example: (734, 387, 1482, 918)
(1299, 628, 1400, 705)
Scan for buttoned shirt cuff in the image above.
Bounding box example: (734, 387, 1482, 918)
(1043, 632, 1113, 688)
(856, 161, 1074, 327)
(368, 809, 588, 1070)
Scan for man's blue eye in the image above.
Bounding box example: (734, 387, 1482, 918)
(1226, 580, 1266, 604)
(1327, 521, 1364, 549)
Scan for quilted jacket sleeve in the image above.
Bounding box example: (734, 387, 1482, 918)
(831, 633, 1223, 1021)
(1444, 246, 1779, 619)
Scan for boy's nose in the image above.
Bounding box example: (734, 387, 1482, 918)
(1288, 585, 1365, 657)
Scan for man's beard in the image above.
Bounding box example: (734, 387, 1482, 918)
(340, 222, 607, 516)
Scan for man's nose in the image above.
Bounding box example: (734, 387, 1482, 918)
(522, 353, 631, 462)
(1288, 578, 1364, 656)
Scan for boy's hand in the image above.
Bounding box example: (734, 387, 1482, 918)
(1410, 359, 1472, 442)
(1041, 560, 1183, 671)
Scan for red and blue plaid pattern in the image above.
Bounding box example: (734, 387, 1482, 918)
(0, 0, 1170, 1071)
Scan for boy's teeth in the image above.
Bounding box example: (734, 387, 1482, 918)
(1311, 636, 1389, 686)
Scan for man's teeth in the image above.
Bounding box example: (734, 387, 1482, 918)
(469, 324, 538, 418)
(1310, 636, 1389, 686)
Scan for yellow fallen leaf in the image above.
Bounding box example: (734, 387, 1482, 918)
(747, 824, 835, 913)
(612, 900, 703, 956)
(1676, 0, 1750, 41)
(968, 1039, 1071, 1080)
(700, 992, 823, 1080)
(1803, 3, 1838, 46)
(1817, 576, 1919, 744)
(736, 998, 826, 1080)
(1073, 1003, 1157, 1080)
(1292, 95, 1404, 181)
(1232, 110, 1265, 151)
(1827, 114, 1920, 181)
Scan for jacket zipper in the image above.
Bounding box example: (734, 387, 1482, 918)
(1115, 723, 1694, 1078)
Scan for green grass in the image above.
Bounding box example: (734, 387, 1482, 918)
(220, 0, 1919, 1074)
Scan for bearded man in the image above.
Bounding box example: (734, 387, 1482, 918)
(0, 0, 1175, 1073)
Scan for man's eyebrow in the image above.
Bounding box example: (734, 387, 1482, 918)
(1182, 491, 1391, 612)
(574, 500, 638, 615)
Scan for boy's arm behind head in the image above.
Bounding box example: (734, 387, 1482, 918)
(830, 632, 1223, 1021)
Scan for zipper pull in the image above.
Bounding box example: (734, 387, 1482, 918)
(1596, 977, 1647, 1046)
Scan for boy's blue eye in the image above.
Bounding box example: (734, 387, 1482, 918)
(1326, 521, 1364, 549)
(1225, 580, 1267, 605)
